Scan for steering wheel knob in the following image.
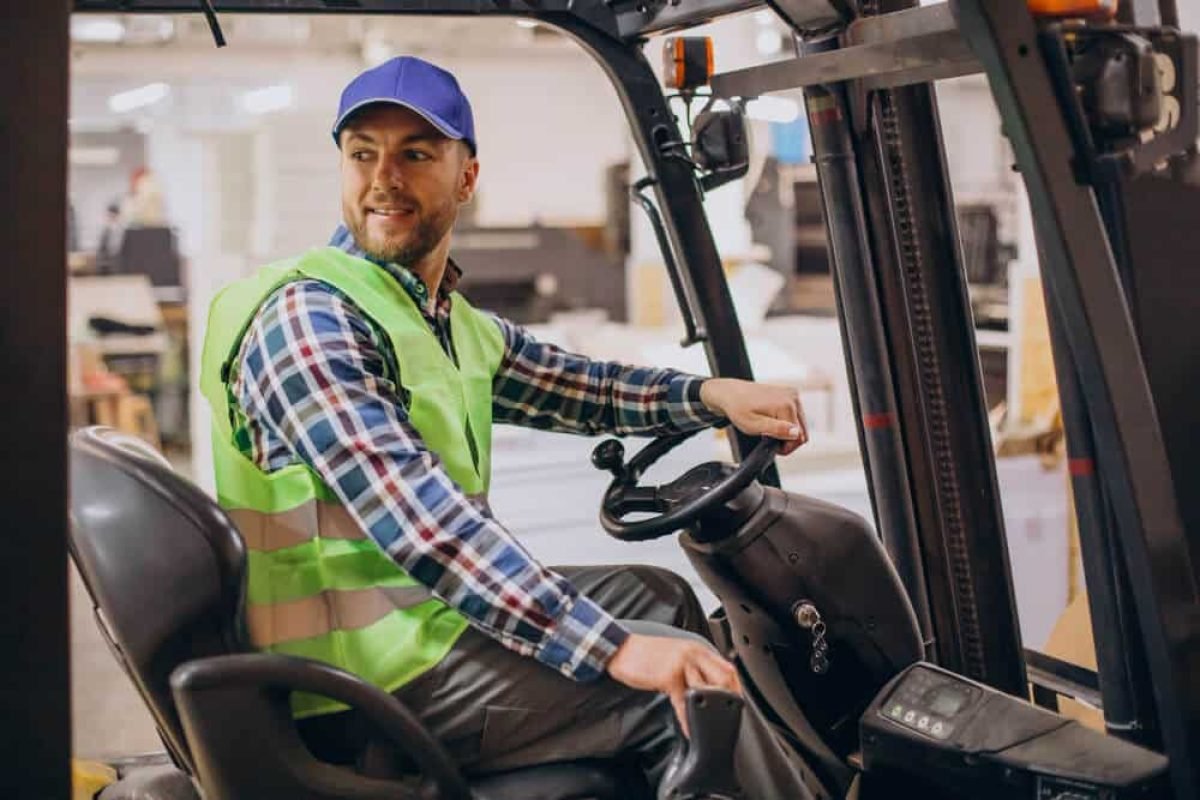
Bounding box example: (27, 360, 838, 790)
(591, 439, 627, 478)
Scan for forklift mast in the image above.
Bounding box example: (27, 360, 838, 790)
(49, 1, 1200, 798)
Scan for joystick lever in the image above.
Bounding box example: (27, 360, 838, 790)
(657, 688, 745, 799)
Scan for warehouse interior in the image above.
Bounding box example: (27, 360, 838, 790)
(15, 0, 1198, 796)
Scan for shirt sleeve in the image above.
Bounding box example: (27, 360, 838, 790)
(233, 280, 628, 681)
(490, 316, 724, 434)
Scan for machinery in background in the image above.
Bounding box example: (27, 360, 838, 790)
(451, 223, 628, 324)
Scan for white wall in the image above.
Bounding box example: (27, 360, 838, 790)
(445, 56, 628, 226)
(1179, 0, 1199, 34)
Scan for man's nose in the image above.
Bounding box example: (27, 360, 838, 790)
(371, 155, 405, 190)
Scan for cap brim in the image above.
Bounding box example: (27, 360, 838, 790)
(332, 98, 465, 146)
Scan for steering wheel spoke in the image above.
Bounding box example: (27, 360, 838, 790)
(615, 486, 665, 515)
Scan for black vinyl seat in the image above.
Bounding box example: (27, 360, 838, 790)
(69, 426, 650, 800)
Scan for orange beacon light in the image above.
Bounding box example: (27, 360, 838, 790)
(1027, 0, 1120, 19)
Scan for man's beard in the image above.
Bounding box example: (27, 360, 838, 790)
(350, 196, 456, 267)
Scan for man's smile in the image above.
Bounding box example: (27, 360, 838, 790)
(367, 206, 416, 219)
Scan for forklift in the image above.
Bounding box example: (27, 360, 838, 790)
(6, 0, 1199, 797)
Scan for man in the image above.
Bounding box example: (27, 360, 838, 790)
(199, 56, 812, 797)
(95, 202, 123, 274)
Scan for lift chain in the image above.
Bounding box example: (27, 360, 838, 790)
(860, 0, 988, 676)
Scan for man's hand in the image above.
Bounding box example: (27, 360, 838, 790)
(700, 378, 808, 455)
(607, 633, 742, 737)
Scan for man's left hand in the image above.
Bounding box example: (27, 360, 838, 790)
(699, 378, 808, 456)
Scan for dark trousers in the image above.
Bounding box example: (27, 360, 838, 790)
(299, 565, 813, 799)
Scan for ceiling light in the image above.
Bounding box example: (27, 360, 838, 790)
(362, 36, 392, 67)
(755, 28, 783, 56)
(69, 146, 121, 167)
(745, 96, 800, 124)
(240, 84, 295, 115)
(71, 17, 126, 44)
(108, 83, 170, 114)
(516, 19, 539, 28)
(123, 15, 176, 44)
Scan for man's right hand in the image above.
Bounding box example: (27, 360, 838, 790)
(606, 633, 742, 737)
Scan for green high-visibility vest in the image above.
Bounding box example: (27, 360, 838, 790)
(199, 245, 505, 717)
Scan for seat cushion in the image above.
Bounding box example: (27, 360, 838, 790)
(468, 759, 651, 800)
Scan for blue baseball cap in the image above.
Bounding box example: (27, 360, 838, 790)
(332, 56, 476, 155)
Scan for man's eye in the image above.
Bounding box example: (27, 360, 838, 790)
(405, 150, 432, 162)
(351, 150, 373, 161)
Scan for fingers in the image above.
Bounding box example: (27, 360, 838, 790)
(781, 414, 809, 454)
(669, 687, 690, 739)
(664, 643, 743, 739)
(671, 650, 739, 738)
(794, 395, 809, 443)
(724, 384, 810, 454)
(683, 646, 741, 694)
(753, 414, 804, 444)
(769, 391, 809, 454)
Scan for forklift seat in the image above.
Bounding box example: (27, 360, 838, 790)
(68, 426, 650, 800)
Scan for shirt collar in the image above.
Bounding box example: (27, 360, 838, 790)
(329, 224, 462, 310)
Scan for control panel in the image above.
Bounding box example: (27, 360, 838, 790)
(860, 663, 1169, 800)
(878, 663, 982, 742)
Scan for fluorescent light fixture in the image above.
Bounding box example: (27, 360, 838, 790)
(69, 146, 121, 167)
(363, 37, 392, 67)
(71, 17, 126, 43)
(745, 96, 800, 124)
(240, 84, 295, 115)
(108, 82, 170, 114)
(755, 28, 783, 56)
(123, 15, 176, 44)
(516, 19, 539, 28)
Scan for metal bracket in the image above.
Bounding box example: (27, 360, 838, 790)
(614, 0, 845, 40)
(1039, 24, 1199, 181)
(711, 3, 981, 99)
(764, 0, 851, 37)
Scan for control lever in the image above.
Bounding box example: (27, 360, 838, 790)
(657, 688, 745, 800)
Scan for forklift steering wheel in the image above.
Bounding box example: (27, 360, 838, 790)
(593, 431, 780, 542)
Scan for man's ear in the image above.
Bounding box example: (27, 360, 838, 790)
(458, 151, 480, 204)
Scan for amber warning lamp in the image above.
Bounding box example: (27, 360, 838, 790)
(663, 37, 714, 92)
(1027, 0, 1119, 18)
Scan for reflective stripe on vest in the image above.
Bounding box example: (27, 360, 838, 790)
(247, 584, 435, 648)
(228, 495, 491, 553)
(229, 497, 484, 650)
(227, 502, 363, 552)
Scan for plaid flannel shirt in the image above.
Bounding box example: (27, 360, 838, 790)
(230, 225, 721, 681)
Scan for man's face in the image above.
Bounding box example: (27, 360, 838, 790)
(339, 104, 478, 267)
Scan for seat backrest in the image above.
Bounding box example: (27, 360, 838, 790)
(69, 426, 250, 773)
